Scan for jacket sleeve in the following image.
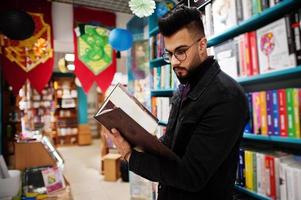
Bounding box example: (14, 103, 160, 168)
(129, 96, 248, 192)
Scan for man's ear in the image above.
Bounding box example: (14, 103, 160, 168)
(199, 37, 207, 51)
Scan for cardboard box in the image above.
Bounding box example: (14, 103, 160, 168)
(78, 133, 92, 145)
(103, 153, 121, 181)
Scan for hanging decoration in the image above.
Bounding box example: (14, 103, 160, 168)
(0, 0, 53, 94)
(156, 0, 176, 17)
(73, 6, 116, 93)
(129, 0, 156, 18)
(109, 28, 133, 51)
(0, 10, 35, 40)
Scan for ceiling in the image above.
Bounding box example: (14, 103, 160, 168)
(52, 0, 132, 14)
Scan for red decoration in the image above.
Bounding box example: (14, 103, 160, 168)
(0, 0, 53, 95)
(73, 6, 116, 93)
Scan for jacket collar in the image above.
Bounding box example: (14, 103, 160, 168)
(187, 57, 221, 101)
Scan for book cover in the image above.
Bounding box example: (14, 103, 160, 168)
(214, 39, 239, 79)
(212, 0, 237, 35)
(257, 18, 296, 74)
(94, 83, 176, 159)
(41, 167, 65, 193)
(278, 89, 288, 137)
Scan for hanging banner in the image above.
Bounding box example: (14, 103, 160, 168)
(0, 0, 53, 94)
(73, 6, 116, 93)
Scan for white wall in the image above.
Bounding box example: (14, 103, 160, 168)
(52, 2, 74, 53)
(115, 12, 133, 75)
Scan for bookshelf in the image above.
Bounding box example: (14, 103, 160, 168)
(147, 0, 301, 199)
(207, 0, 301, 47)
(243, 133, 301, 145)
(234, 185, 271, 200)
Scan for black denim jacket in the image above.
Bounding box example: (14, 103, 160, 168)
(129, 58, 249, 200)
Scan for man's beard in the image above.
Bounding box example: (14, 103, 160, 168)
(174, 63, 200, 84)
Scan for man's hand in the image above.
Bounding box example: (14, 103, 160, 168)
(105, 128, 132, 162)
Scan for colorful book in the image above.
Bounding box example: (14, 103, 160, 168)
(260, 91, 268, 135)
(41, 167, 65, 193)
(245, 150, 254, 190)
(272, 90, 280, 136)
(266, 90, 274, 136)
(245, 93, 254, 133)
(293, 88, 300, 138)
(253, 92, 262, 134)
(257, 18, 296, 74)
(278, 89, 288, 137)
(286, 88, 296, 138)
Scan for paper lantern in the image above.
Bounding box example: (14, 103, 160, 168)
(109, 28, 133, 51)
(0, 10, 35, 40)
(129, 0, 156, 18)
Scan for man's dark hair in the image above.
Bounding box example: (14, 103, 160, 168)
(158, 5, 205, 37)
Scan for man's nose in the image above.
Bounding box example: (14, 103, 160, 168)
(170, 54, 180, 66)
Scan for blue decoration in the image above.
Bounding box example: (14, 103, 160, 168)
(109, 28, 133, 51)
(156, 1, 175, 17)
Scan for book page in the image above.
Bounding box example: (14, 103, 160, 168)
(105, 84, 158, 134)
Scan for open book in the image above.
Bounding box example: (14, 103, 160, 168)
(94, 83, 176, 159)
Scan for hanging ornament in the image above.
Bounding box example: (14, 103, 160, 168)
(0, 10, 35, 40)
(129, 0, 156, 18)
(109, 28, 133, 51)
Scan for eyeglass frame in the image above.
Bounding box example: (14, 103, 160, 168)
(162, 37, 203, 63)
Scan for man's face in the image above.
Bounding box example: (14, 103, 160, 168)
(164, 28, 207, 80)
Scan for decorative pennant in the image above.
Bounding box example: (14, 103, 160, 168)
(78, 25, 113, 75)
(73, 6, 116, 93)
(0, 0, 53, 94)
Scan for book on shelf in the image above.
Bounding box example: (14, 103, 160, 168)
(256, 17, 297, 74)
(94, 83, 177, 159)
(245, 88, 300, 137)
(213, 39, 239, 79)
(237, 149, 301, 200)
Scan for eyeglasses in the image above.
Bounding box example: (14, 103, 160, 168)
(162, 37, 202, 63)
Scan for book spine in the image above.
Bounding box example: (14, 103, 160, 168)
(265, 155, 271, 197)
(235, 0, 244, 24)
(269, 156, 276, 200)
(291, 11, 301, 65)
(245, 93, 254, 133)
(252, 93, 258, 134)
(266, 90, 274, 136)
(253, 152, 257, 192)
(286, 88, 296, 138)
(293, 88, 300, 138)
(245, 150, 254, 190)
(279, 162, 287, 200)
(260, 91, 268, 135)
(272, 90, 280, 136)
(238, 148, 246, 186)
(278, 89, 288, 137)
(256, 153, 263, 195)
(250, 31, 259, 75)
(244, 32, 253, 76)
